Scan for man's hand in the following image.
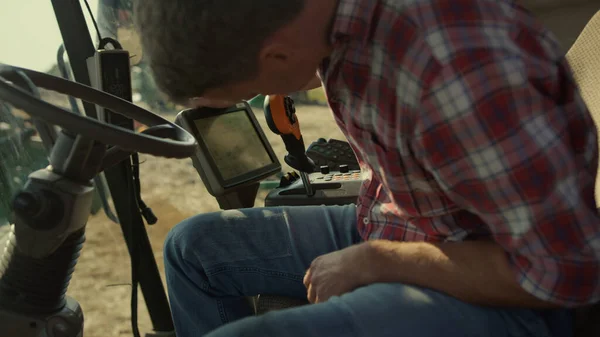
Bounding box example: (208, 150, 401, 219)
(303, 243, 373, 303)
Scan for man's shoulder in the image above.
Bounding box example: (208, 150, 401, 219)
(341, 0, 559, 63)
(396, 0, 562, 64)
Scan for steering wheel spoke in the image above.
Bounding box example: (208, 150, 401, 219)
(100, 124, 183, 171)
(0, 64, 197, 160)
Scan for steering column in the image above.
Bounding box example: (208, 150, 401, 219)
(0, 64, 196, 337)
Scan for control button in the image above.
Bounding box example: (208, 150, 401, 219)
(317, 138, 327, 144)
(363, 217, 369, 225)
(320, 165, 330, 174)
(12, 191, 41, 216)
(339, 164, 349, 173)
(13, 190, 64, 230)
(325, 177, 332, 181)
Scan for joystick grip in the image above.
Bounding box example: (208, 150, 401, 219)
(284, 153, 316, 173)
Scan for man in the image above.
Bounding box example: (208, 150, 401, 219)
(134, 0, 600, 336)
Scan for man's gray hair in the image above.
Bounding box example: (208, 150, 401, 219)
(134, 0, 305, 103)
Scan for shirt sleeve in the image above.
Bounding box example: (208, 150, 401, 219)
(410, 35, 600, 306)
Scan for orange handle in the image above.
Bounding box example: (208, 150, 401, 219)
(267, 95, 302, 140)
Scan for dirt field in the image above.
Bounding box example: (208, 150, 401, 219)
(64, 104, 346, 337)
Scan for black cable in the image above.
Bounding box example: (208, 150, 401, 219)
(56, 45, 82, 115)
(99, 37, 123, 50)
(129, 155, 157, 337)
(83, 0, 123, 51)
(128, 156, 142, 337)
(83, 0, 102, 46)
(12, 70, 41, 98)
(132, 154, 157, 225)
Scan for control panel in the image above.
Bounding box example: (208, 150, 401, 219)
(262, 95, 362, 207)
(264, 168, 362, 207)
(306, 138, 359, 172)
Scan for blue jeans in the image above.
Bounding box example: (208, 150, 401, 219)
(163, 205, 572, 337)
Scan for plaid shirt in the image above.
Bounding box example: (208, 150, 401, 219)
(319, 0, 600, 306)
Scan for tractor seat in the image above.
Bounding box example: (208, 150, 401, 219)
(566, 9, 600, 337)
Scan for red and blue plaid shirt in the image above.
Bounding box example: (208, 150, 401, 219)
(319, 0, 600, 307)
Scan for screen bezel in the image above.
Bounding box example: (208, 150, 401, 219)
(181, 102, 281, 189)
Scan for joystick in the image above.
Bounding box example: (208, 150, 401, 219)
(263, 95, 363, 206)
(264, 95, 316, 196)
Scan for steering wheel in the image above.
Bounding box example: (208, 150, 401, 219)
(0, 63, 197, 164)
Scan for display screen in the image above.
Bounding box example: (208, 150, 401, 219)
(194, 110, 274, 181)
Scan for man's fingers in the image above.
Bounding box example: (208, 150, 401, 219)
(304, 268, 317, 303)
(303, 268, 312, 288)
(307, 283, 317, 303)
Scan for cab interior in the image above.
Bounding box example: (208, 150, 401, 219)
(0, 1, 599, 336)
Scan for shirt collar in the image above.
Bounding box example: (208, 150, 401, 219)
(328, 0, 380, 45)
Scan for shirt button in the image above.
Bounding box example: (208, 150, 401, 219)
(363, 217, 369, 225)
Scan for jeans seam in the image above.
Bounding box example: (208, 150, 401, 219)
(199, 249, 292, 268)
(217, 299, 228, 324)
(172, 240, 214, 293)
(206, 266, 304, 282)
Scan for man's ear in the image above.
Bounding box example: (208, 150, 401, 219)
(259, 43, 291, 69)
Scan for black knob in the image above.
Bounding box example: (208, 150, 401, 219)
(12, 190, 64, 230)
(320, 165, 330, 174)
(12, 191, 42, 216)
(317, 138, 327, 144)
(339, 164, 349, 173)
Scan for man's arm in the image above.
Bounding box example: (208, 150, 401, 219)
(403, 36, 600, 307)
(306, 6, 600, 308)
(362, 239, 559, 308)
